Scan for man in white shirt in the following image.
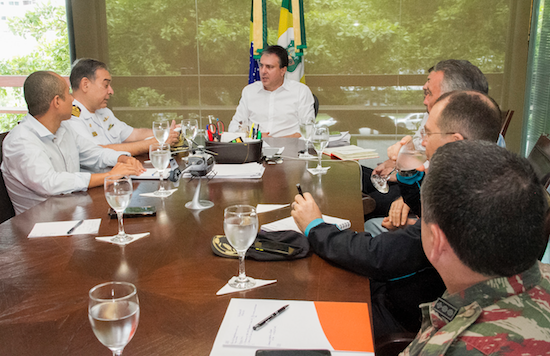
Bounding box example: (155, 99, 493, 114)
(1, 71, 144, 214)
(228, 45, 315, 138)
(68, 58, 180, 155)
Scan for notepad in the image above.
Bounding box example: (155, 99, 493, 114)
(209, 298, 374, 355)
(260, 215, 351, 234)
(323, 145, 378, 160)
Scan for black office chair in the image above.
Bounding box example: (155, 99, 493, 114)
(313, 93, 319, 118)
(0, 131, 16, 223)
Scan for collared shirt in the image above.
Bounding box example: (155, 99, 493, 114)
(401, 263, 550, 355)
(1, 114, 126, 214)
(67, 99, 134, 145)
(228, 79, 315, 137)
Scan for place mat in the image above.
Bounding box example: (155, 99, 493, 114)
(95, 232, 150, 246)
(139, 189, 178, 197)
(216, 277, 277, 296)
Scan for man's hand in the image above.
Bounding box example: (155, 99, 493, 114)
(388, 197, 411, 227)
(387, 135, 412, 161)
(381, 216, 417, 231)
(291, 192, 322, 233)
(166, 120, 181, 146)
(372, 160, 397, 181)
(115, 156, 145, 175)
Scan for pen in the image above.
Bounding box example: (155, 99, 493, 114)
(67, 220, 84, 234)
(296, 184, 304, 197)
(253, 304, 289, 331)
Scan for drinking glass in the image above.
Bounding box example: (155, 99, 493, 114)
(370, 168, 396, 193)
(223, 205, 258, 289)
(149, 143, 171, 196)
(181, 119, 198, 148)
(299, 117, 315, 159)
(104, 175, 133, 243)
(310, 126, 330, 174)
(396, 140, 427, 172)
(89, 282, 140, 356)
(152, 120, 170, 145)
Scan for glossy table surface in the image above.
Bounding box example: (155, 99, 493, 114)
(0, 138, 370, 355)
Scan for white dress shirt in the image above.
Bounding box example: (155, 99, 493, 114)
(67, 99, 134, 145)
(228, 79, 315, 137)
(1, 114, 127, 214)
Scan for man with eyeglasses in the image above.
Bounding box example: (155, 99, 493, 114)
(290, 90, 502, 349)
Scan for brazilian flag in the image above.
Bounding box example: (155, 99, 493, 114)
(249, 0, 267, 84)
(277, 0, 307, 83)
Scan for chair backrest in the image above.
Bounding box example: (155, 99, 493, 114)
(500, 110, 514, 138)
(0, 131, 15, 223)
(527, 134, 550, 186)
(313, 93, 319, 118)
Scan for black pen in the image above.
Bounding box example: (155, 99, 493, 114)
(253, 304, 290, 331)
(296, 184, 304, 197)
(67, 220, 84, 234)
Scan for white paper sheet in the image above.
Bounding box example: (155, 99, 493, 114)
(131, 168, 169, 180)
(28, 219, 101, 238)
(260, 215, 351, 234)
(182, 163, 265, 179)
(256, 204, 290, 213)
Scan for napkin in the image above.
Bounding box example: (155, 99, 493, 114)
(95, 232, 150, 246)
(216, 277, 277, 295)
(139, 189, 178, 197)
(307, 166, 331, 175)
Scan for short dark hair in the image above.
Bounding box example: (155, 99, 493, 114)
(70, 58, 109, 90)
(434, 91, 501, 142)
(261, 45, 289, 68)
(422, 140, 547, 277)
(24, 71, 66, 117)
(434, 59, 489, 94)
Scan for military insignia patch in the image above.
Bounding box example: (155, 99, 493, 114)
(434, 297, 458, 322)
(92, 132, 98, 137)
(108, 124, 114, 131)
(72, 105, 81, 117)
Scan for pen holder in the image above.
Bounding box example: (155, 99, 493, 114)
(206, 140, 263, 164)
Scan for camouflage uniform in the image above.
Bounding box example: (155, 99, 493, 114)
(400, 262, 550, 355)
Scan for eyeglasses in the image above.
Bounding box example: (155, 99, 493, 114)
(420, 128, 457, 140)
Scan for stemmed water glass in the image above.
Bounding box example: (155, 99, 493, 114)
(104, 175, 133, 243)
(224, 205, 258, 289)
(310, 126, 330, 175)
(88, 281, 140, 356)
(152, 120, 170, 145)
(149, 143, 171, 196)
(396, 140, 427, 172)
(299, 117, 315, 159)
(181, 119, 198, 149)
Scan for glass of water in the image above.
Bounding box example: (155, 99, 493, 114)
(181, 119, 198, 148)
(104, 175, 133, 243)
(152, 120, 170, 145)
(224, 205, 258, 289)
(89, 281, 140, 356)
(299, 117, 315, 159)
(149, 143, 171, 196)
(310, 126, 330, 175)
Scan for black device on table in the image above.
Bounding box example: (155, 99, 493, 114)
(108, 206, 157, 218)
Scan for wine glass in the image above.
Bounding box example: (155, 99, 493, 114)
(149, 143, 171, 196)
(299, 117, 315, 159)
(310, 126, 330, 175)
(370, 168, 396, 193)
(88, 281, 140, 356)
(104, 175, 133, 243)
(223, 205, 258, 289)
(396, 140, 427, 173)
(181, 119, 198, 148)
(152, 120, 170, 145)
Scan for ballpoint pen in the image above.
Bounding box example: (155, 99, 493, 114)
(253, 304, 290, 331)
(296, 184, 304, 197)
(67, 220, 84, 234)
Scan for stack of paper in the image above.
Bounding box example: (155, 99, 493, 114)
(182, 163, 265, 179)
(323, 145, 378, 160)
(131, 168, 170, 180)
(261, 215, 351, 234)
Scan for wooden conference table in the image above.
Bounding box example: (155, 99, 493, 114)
(0, 138, 371, 355)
